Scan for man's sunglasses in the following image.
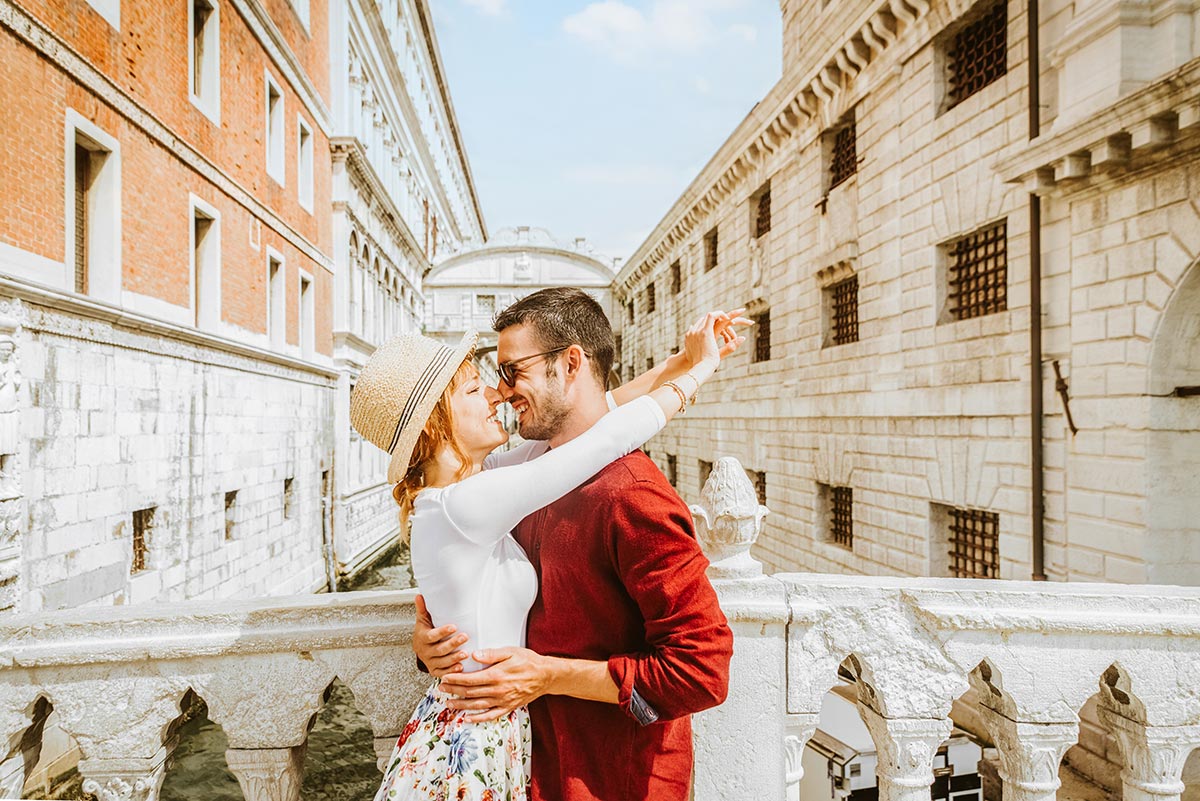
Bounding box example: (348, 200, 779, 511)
(497, 347, 569, 388)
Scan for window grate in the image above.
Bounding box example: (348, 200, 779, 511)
(755, 188, 772, 238)
(671, 260, 682, 295)
(751, 470, 767, 506)
(224, 491, 238, 541)
(831, 276, 859, 345)
(831, 486, 853, 549)
(829, 123, 857, 190)
(947, 1, 1008, 109)
(948, 507, 999, 578)
(699, 460, 713, 490)
(667, 454, 678, 487)
(645, 356, 654, 373)
(949, 221, 1007, 320)
(74, 144, 89, 294)
(646, 282, 656, 313)
(753, 310, 772, 363)
(132, 508, 153, 573)
(704, 228, 719, 272)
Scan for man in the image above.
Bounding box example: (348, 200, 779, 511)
(413, 287, 733, 801)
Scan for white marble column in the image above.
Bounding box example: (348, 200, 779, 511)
(976, 706, 1078, 801)
(224, 744, 307, 801)
(78, 747, 171, 801)
(859, 703, 953, 801)
(1099, 709, 1200, 801)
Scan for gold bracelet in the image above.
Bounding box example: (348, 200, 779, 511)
(661, 381, 688, 414)
(677, 372, 701, 405)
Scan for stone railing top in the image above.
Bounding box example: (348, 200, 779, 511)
(0, 588, 419, 669)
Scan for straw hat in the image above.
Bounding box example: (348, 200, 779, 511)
(350, 331, 478, 484)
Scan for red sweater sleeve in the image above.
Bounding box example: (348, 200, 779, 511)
(605, 475, 733, 722)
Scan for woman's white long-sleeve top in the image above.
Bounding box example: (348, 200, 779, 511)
(408, 395, 667, 672)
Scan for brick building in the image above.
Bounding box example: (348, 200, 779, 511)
(0, 0, 481, 614)
(615, 0, 1200, 583)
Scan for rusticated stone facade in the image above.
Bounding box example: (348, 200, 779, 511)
(615, 0, 1200, 585)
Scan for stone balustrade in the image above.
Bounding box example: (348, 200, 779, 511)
(2, 456, 1198, 801)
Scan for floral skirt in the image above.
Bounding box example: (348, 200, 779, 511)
(373, 679, 531, 801)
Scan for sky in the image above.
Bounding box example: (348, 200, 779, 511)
(428, 0, 783, 266)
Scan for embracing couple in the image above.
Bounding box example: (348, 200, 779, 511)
(350, 288, 750, 801)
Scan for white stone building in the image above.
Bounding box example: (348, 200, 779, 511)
(423, 225, 615, 381)
(327, 0, 486, 582)
(614, 0, 1200, 584)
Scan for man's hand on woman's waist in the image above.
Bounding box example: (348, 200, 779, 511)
(413, 594, 469, 677)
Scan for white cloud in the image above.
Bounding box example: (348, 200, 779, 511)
(562, 0, 753, 62)
(462, 0, 506, 16)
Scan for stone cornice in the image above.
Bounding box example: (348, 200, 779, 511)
(0, 0, 334, 273)
(616, 0, 930, 296)
(412, 0, 488, 241)
(332, 136, 431, 283)
(231, 0, 333, 134)
(0, 275, 339, 383)
(994, 58, 1200, 194)
(427, 245, 615, 283)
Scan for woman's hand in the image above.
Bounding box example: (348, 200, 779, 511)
(683, 312, 724, 373)
(679, 308, 751, 367)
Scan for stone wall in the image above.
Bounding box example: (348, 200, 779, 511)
(618, 0, 1200, 582)
(7, 291, 337, 614)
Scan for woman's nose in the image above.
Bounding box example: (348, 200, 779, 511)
(485, 385, 503, 406)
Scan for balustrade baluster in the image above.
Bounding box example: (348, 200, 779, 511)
(975, 708, 1078, 801)
(858, 705, 954, 801)
(1100, 709, 1200, 801)
(224, 744, 307, 801)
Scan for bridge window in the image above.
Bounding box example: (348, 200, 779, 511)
(225, 491, 239, 541)
(670, 260, 682, 295)
(283, 477, 295, 520)
(749, 470, 767, 506)
(667, 454, 678, 487)
(646, 282, 656, 313)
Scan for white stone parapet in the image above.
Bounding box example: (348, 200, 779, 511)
(2, 459, 1199, 800)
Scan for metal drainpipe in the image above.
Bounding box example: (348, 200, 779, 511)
(1028, 0, 1048, 580)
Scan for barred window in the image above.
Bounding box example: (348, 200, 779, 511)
(626, 301, 634, 324)
(646, 282, 656, 313)
(224, 490, 238, 541)
(671, 260, 682, 295)
(704, 227, 719, 272)
(699, 459, 713, 490)
(830, 486, 853, 549)
(753, 182, 772, 239)
(829, 276, 859, 346)
(614, 334, 622, 358)
(947, 507, 1000, 578)
(828, 121, 857, 191)
(132, 507, 155, 573)
(645, 356, 654, 373)
(667, 454, 678, 487)
(753, 309, 772, 363)
(945, 0, 1007, 110)
(749, 470, 767, 506)
(947, 221, 1007, 320)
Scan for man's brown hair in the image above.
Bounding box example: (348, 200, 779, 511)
(493, 287, 614, 388)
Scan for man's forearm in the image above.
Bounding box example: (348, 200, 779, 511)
(541, 655, 620, 704)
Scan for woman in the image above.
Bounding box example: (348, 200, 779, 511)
(349, 310, 746, 801)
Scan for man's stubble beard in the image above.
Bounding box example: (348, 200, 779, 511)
(517, 376, 573, 442)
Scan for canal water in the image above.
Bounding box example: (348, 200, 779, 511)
(35, 546, 415, 801)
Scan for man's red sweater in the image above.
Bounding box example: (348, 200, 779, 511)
(513, 450, 733, 801)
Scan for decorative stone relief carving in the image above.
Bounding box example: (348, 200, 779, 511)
(78, 747, 173, 801)
(690, 457, 769, 579)
(784, 712, 820, 784)
(225, 743, 306, 801)
(859, 703, 954, 801)
(975, 705, 1078, 801)
(1099, 707, 1200, 801)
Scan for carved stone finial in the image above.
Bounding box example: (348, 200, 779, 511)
(690, 457, 768, 579)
